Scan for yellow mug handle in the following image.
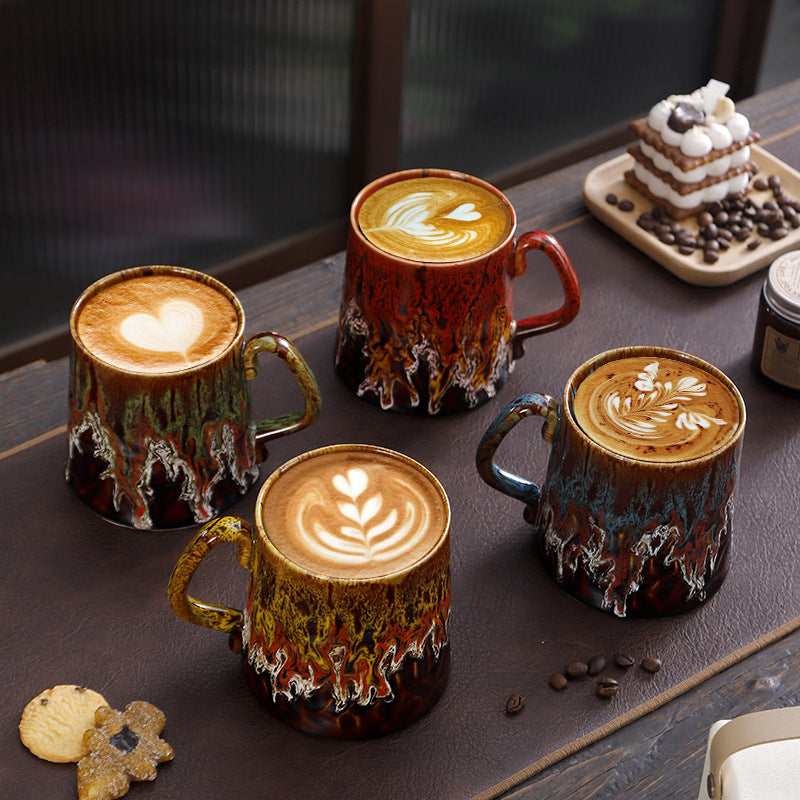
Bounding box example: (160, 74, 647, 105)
(167, 516, 253, 633)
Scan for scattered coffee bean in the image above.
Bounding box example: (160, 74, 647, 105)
(588, 656, 607, 676)
(641, 656, 662, 674)
(566, 660, 589, 679)
(618, 199, 634, 212)
(613, 652, 635, 669)
(704, 250, 720, 264)
(697, 211, 714, 227)
(596, 677, 619, 699)
(606, 192, 618, 205)
(549, 673, 568, 691)
(753, 177, 769, 191)
(747, 238, 763, 250)
(505, 693, 525, 714)
(772, 226, 789, 240)
(769, 174, 782, 190)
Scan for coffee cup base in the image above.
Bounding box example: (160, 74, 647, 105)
(240, 642, 450, 739)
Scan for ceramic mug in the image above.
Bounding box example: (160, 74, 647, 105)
(335, 168, 581, 415)
(66, 265, 321, 530)
(475, 346, 746, 617)
(168, 444, 451, 738)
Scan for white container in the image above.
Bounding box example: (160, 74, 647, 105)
(697, 707, 800, 800)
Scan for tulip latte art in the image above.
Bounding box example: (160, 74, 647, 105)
(357, 176, 513, 262)
(572, 356, 740, 462)
(77, 274, 239, 372)
(261, 449, 448, 579)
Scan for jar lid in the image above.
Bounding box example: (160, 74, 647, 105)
(765, 251, 800, 324)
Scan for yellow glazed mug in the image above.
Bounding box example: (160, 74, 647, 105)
(168, 444, 451, 738)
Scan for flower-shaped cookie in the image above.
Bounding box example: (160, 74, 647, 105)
(77, 700, 174, 800)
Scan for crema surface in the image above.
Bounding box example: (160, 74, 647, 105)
(261, 449, 448, 579)
(572, 356, 740, 462)
(77, 275, 239, 372)
(357, 176, 513, 262)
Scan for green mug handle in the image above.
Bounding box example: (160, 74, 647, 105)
(475, 393, 560, 517)
(243, 331, 322, 451)
(167, 516, 252, 633)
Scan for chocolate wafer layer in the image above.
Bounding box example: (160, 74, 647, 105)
(628, 144, 757, 195)
(630, 117, 760, 171)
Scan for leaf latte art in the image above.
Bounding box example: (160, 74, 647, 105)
(573, 356, 740, 462)
(262, 450, 448, 579)
(296, 467, 430, 566)
(357, 176, 513, 262)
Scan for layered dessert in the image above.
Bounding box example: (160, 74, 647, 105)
(625, 80, 760, 219)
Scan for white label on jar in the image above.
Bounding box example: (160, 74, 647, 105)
(761, 324, 800, 389)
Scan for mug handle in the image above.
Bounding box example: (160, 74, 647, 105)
(243, 331, 322, 454)
(475, 393, 560, 518)
(513, 231, 581, 349)
(167, 516, 253, 633)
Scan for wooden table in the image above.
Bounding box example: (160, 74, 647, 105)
(4, 78, 800, 800)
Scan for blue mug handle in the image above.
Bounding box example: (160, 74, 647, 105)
(475, 393, 560, 517)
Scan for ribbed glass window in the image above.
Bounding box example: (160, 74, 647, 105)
(401, 0, 719, 179)
(0, 0, 353, 349)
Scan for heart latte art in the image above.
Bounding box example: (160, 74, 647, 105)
(77, 274, 239, 372)
(261, 449, 449, 579)
(572, 356, 740, 462)
(357, 176, 513, 262)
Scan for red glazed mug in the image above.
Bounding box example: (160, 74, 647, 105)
(335, 168, 582, 415)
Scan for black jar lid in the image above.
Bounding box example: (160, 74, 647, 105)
(765, 251, 800, 324)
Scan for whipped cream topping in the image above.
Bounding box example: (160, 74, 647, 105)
(639, 142, 751, 184)
(645, 80, 751, 158)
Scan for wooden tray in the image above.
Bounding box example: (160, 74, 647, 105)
(583, 145, 800, 286)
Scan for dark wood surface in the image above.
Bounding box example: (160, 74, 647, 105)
(4, 78, 800, 800)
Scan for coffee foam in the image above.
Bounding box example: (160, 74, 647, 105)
(357, 176, 513, 262)
(261, 449, 448, 579)
(77, 274, 239, 373)
(572, 356, 740, 462)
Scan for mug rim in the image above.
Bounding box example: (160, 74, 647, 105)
(255, 443, 452, 583)
(69, 265, 246, 376)
(563, 345, 747, 466)
(349, 167, 518, 266)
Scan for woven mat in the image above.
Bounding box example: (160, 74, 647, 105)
(3, 214, 800, 800)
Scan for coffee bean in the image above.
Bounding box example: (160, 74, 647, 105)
(769, 174, 782, 190)
(704, 250, 720, 264)
(637, 213, 656, 231)
(618, 199, 634, 212)
(566, 660, 588, 678)
(697, 211, 713, 227)
(678, 244, 695, 255)
(703, 223, 719, 239)
(588, 656, 606, 676)
(613, 652, 635, 669)
(658, 231, 675, 245)
(549, 673, 568, 691)
(771, 226, 789, 240)
(753, 177, 769, 191)
(747, 238, 763, 251)
(641, 656, 662, 674)
(596, 677, 619, 699)
(505, 693, 525, 714)
(606, 192, 618, 205)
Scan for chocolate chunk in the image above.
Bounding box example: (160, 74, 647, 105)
(109, 724, 140, 754)
(668, 101, 704, 133)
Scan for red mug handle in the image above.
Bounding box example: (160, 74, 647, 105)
(513, 231, 581, 345)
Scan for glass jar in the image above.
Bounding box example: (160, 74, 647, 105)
(752, 251, 800, 392)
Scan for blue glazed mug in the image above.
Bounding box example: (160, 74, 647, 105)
(475, 346, 746, 618)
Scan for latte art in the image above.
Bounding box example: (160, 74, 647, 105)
(261, 449, 448, 579)
(357, 177, 513, 262)
(77, 274, 239, 372)
(572, 356, 740, 462)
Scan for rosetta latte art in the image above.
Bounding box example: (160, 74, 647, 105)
(573, 357, 739, 462)
(357, 176, 513, 262)
(296, 467, 430, 567)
